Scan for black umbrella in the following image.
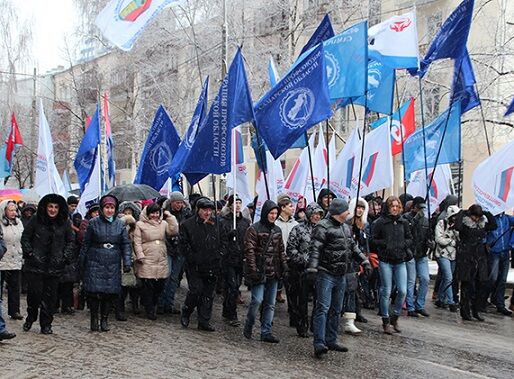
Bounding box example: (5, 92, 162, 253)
(104, 184, 161, 202)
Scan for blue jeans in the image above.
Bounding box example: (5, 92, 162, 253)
(244, 279, 278, 337)
(379, 261, 407, 318)
(158, 255, 185, 309)
(0, 272, 5, 333)
(312, 271, 346, 349)
(406, 257, 430, 311)
(437, 257, 456, 305)
(488, 252, 510, 308)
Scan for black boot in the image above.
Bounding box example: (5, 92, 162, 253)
(390, 315, 401, 333)
(100, 299, 111, 332)
(146, 306, 157, 321)
(89, 296, 100, 332)
(472, 307, 485, 322)
(181, 305, 191, 328)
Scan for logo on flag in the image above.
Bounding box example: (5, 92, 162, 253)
(184, 115, 201, 149)
(149, 141, 172, 174)
(280, 88, 315, 129)
(496, 167, 513, 202)
(346, 156, 355, 188)
(116, 0, 152, 22)
(325, 52, 339, 87)
(429, 174, 439, 199)
(362, 152, 379, 186)
(390, 17, 412, 32)
(367, 63, 382, 100)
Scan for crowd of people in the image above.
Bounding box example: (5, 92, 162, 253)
(0, 189, 513, 358)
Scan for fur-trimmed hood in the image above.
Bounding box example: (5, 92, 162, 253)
(347, 197, 369, 225)
(119, 201, 141, 220)
(462, 214, 487, 229)
(37, 193, 69, 225)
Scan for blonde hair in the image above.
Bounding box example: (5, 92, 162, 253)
(385, 196, 403, 214)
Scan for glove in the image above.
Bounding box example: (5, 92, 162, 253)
(362, 260, 372, 278)
(123, 266, 131, 273)
(163, 210, 173, 219)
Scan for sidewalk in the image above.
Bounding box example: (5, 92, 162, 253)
(428, 261, 514, 288)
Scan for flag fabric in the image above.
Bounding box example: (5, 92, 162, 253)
(5, 113, 23, 173)
(329, 128, 360, 200)
(368, 11, 419, 69)
(95, 0, 178, 51)
(407, 164, 453, 213)
(182, 49, 254, 174)
(104, 92, 116, 188)
(352, 59, 395, 115)
(409, 0, 475, 77)
(0, 146, 11, 178)
(77, 148, 102, 217)
(451, 50, 480, 114)
(328, 132, 336, 172)
(74, 106, 101, 192)
(506, 98, 514, 117)
(299, 14, 335, 56)
(35, 100, 65, 197)
(254, 44, 332, 159)
(473, 139, 514, 215)
(62, 170, 73, 196)
(134, 105, 181, 191)
(403, 101, 462, 176)
(254, 150, 285, 220)
(371, 98, 416, 155)
(226, 128, 253, 208)
(284, 132, 317, 207)
(323, 21, 368, 100)
(305, 127, 327, 204)
(268, 56, 279, 87)
(168, 77, 209, 185)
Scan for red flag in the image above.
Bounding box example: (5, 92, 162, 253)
(6, 113, 24, 167)
(391, 98, 415, 156)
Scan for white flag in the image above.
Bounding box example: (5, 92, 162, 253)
(35, 100, 65, 198)
(329, 128, 360, 200)
(305, 127, 327, 204)
(328, 132, 336, 172)
(407, 164, 453, 212)
(226, 129, 253, 208)
(77, 148, 102, 217)
(95, 0, 178, 51)
(368, 11, 419, 69)
(254, 151, 284, 220)
(473, 140, 514, 215)
(285, 132, 316, 207)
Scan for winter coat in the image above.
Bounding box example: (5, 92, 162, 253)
(308, 216, 365, 276)
(119, 214, 138, 287)
(486, 213, 514, 255)
(79, 195, 132, 294)
(164, 204, 192, 257)
(133, 208, 178, 279)
(0, 201, 24, 271)
(219, 206, 251, 268)
(434, 216, 459, 261)
(180, 211, 221, 275)
(119, 201, 142, 221)
(244, 200, 287, 285)
(402, 211, 431, 259)
(454, 211, 496, 282)
(20, 203, 37, 228)
(372, 213, 413, 264)
(21, 194, 75, 276)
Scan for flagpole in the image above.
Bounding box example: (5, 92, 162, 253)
(305, 131, 317, 202)
(325, 120, 330, 195)
(232, 128, 237, 231)
(474, 85, 492, 156)
(395, 83, 407, 196)
(252, 125, 270, 199)
(417, 78, 432, 218)
(353, 94, 368, 207)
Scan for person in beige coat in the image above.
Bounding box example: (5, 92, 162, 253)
(134, 202, 178, 320)
(0, 200, 24, 320)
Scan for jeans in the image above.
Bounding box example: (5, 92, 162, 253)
(222, 265, 242, 320)
(312, 271, 346, 349)
(158, 254, 184, 310)
(379, 261, 407, 318)
(406, 257, 430, 311)
(244, 279, 278, 337)
(437, 257, 456, 305)
(487, 252, 510, 308)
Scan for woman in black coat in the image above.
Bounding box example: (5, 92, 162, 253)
(21, 194, 74, 335)
(454, 204, 496, 321)
(80, 195, 132, 332)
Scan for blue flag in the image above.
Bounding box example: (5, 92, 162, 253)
(254, 44, 332, 159)
(323, 21, 368, 100)
(505, 98, 514, 117)
(451, 49, 480, 114)
(410, 0, 474, 78)
(404, 101, 462, 176)
(74, 107, 101, 192)
(182, 49, 255, 174)
(299, 14, 335, 56)
(134, 105, 181, 191)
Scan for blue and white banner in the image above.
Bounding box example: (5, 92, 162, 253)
(74, 107, 101, 192)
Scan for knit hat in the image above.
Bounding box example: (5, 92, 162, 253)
(169, 191, 185, 202)
(328, 198, 349, 215)
(100, 195, 117, 208)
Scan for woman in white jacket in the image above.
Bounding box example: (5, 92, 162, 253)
(0, 200, 25, 320)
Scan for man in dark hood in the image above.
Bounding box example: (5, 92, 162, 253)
(21, 194, 74, 335)
(317, 189, 336, 214)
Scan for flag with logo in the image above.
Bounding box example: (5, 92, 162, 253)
(329, 128, 360, 200)
(77, 147, 102, 217)
(104, 92, 116, 188)
(451, 49, 480, 114)
(226, 128, 253, 208)
(254, 44, 332, 159)
(506, 98, 514, 117)
(168, 77, 209, 185)
(254, 150, 285, 220)
(409, 0, 475, 77)
(368, 11, 419, 69)
(285, 132, 316, 207)
(299, 14, 335, 56)
(407, 164, 453, 212)
(473, 139, 514, 215)
(134, 105, 180, 191)
(5, 113, 23, 175)
(74, 106, 101, 192)
(403, 101, 462, 176)
(35, 100, 65, 197)
(95, 0, 179, 51)
(371, 98, 416, 155)
(182, 49, 254, 175)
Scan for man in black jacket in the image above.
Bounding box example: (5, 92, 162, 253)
(180, 197, 220, 332)
(21, 194, 74, 335)
(307, 199, 371, 358)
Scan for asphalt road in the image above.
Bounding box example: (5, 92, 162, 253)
(1, 285, 513, 379)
